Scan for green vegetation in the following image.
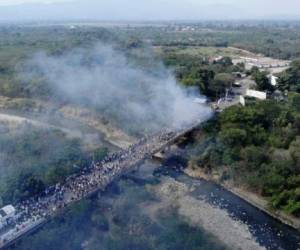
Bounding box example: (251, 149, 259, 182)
(278, 59, 300, 92)
(157, 35, 300, 218)
(193, 94, 300, 216)
(0, 124, 108, 206)
(251, 69, 274, 92)
(0, 26, 119, 98)
(161, 49, 243, 99)
(93, 147, 109, 162)
(0, 22, 299, 220)
(124, 21, 300, 59)
(1, 22, 298, 101)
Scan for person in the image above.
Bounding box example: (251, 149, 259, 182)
(3, 126, 194, 244)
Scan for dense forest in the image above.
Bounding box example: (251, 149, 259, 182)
(122, 21, 300, 60)
(192, 91, 300, 217)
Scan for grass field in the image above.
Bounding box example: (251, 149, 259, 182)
(154, 46, 254, 59)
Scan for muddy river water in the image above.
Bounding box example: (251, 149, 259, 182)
(11, 155, 300, 250)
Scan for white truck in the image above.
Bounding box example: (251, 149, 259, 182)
(0, 205, 16, 229)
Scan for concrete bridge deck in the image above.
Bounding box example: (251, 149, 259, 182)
(0, 123, 200, 249)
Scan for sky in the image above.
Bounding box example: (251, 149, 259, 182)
(0, 0, 299, 21)
(0, 0, 68, 5)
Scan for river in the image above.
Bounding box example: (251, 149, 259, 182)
(9, 151, 300, 250)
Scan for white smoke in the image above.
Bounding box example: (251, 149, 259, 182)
(25, 44, 211, 134)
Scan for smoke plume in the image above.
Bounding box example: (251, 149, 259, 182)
(25, 44, 211, 134)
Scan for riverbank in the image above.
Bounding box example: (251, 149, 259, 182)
(184, 163, 300, 231)
(151, 177, 265, 250)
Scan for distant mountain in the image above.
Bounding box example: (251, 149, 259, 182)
(0, 0, 253, 21)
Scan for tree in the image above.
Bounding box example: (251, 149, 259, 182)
(93, 147, 109, 162)
(17, 173, 45, 199)
(219, 128, 247, 147)
(288, 92, 300, 111)
(241, 146, 268, 170)
(125, 37, 143, 49)
(45, 166, 70, 185)
(181, 68, 215, 96)
(278, 59, 300, 92)
(209, 73, 234, 98)
(252, 71, 273, 91)
(289, 137, 300, 173)
(216, 57, 233, 67)
(262, 170, 286, 196)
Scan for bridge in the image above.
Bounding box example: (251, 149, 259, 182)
(0, 122, 200, 249)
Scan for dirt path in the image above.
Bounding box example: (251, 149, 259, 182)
(0, 113, 83, 138)
(0, 96, 135, 149)
(59, 106, 135, 149)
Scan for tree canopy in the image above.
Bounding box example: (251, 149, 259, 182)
(196, 95, 300, 217)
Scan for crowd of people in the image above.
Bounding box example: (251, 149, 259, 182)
(0, 127, 184, 247)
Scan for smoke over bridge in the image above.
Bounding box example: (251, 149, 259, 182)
(24, 43, 211, 134)
(0, 41, 214, 249)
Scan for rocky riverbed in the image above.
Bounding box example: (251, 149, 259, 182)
(151, 177, 265, 250)
(10, 159, 300, 250)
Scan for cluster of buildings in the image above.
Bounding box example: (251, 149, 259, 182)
(216, 60, 286, 109)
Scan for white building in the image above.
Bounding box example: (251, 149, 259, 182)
(246, 89, 267, 100)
